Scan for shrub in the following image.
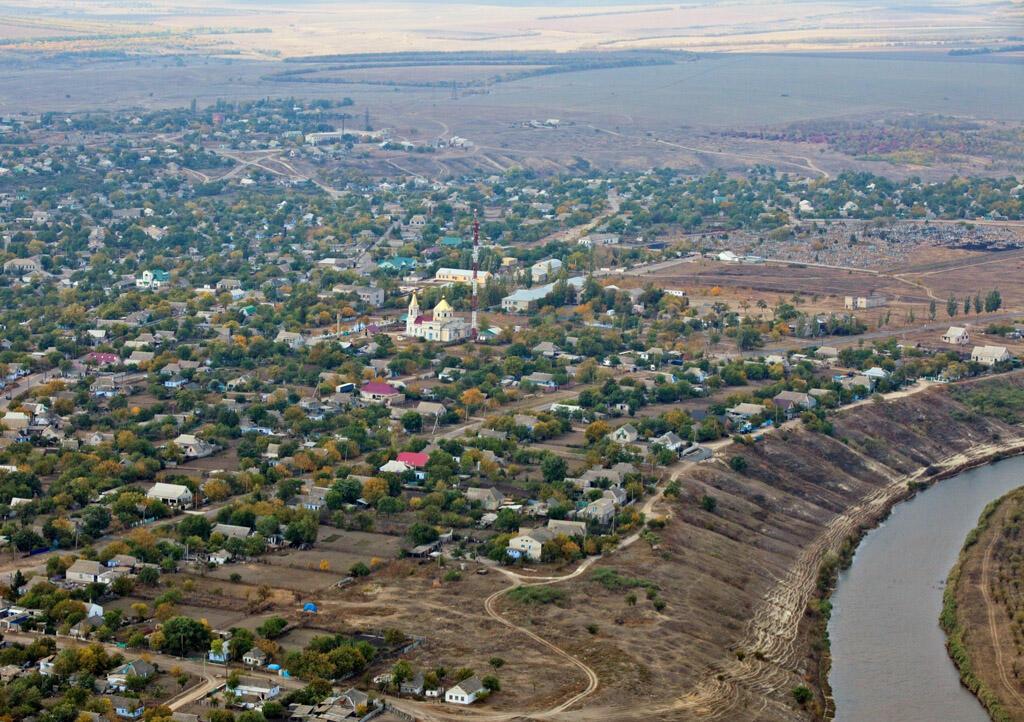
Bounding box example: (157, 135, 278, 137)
(792, 685, 812, 705)
(507, 586, 566, 605)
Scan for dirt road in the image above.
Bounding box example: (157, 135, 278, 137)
(978, 512, 1024, 709)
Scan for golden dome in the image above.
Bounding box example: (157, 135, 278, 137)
(434, 298, 452, 313)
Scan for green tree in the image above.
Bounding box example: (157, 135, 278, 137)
(407, 522, 439, 546)
(161, 616, 211, 656)
(400, 411, 422, 433)
(947, 295, 958, 318)
(540, 455, 567, 484)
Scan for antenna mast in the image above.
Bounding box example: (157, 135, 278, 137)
(471, 211, 480, 340)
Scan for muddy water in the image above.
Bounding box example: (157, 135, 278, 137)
(829, 455, 1024, 722)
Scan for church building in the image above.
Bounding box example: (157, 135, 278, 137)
(405, 294, 472, 343)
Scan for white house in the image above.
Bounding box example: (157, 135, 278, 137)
(146, 482, 193, 508)
(580, 497, 616, 526)
(508, 527, 557, 561)
(972, 345, 1011, 366)
(65, 559, 107, 585)
(242, 647, 267, 668)
(228, 676, 281, 707)
(531, 258, 563, 284)
(172, 434, 215, 459)
(608, 424, 639, 445)
(942, 326, 970, 345)
(445, 676, 485, 705)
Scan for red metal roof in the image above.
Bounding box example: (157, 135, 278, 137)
(362, 381, 400, 395)
(396, 451, 429, 468)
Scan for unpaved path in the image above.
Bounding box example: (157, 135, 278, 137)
(979, 519, 1024, 709)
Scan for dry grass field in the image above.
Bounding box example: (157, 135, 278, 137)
(0, 1, 1017, 57)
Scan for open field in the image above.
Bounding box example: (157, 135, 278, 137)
(0, 0, 1018, 57)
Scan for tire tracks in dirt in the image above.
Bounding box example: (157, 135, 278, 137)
(979, 521, 1024, 709)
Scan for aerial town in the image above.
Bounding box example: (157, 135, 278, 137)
(0, 40, 1024, 722)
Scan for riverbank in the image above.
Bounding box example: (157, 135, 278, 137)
(942, 487, 1024, 722)
(480, 371, 1024, 721)
(815, 434, 1024, 719)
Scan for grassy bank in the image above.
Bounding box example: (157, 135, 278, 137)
(940, 490, 1023, 722)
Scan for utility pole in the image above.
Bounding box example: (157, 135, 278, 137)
(471, 211, 480, 340)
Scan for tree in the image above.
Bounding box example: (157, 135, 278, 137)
(327, 478, 362, 509)
(928, 300, 937, 321)
(736, 327, 763, 351)
(257, 616, 288, 639)
(230, 628, 255, 661)
(361, 477, 388, 505)
(161, 616, 211, 656)
(985, 289, 1002, 312)
(12, 527, 44, 552)
(792, 685, 812, 705)
(284, 512, 318, 546)
(729, 456, 747, 472)
(584, 420, 611, 445)
(407, 522, 439, 546)
(81, 505, 111, 538)
(178, 514, 212, 540)
(541, 455, 567, 484)
(700, 495, 718, 513)
(460, 387, 485, 417)
(392, 660, 413, 687)
(482, 675, 501, 692)
(400, 411, 422, 433)
(947, 295, 958, 318)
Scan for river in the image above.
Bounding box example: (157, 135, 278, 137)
(829, 455, 1024, 722)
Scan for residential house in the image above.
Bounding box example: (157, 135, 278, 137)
(146, 482, 193, 508)
(972, 345, 1012, 366)
(242, 647, 267, 668)
(109, 696, 145, 719)
(171, 434, 214, 459)
(580, 497, 616, 526)
(227, 676, 281, 708)
(772, 390, 817, 417)
(608, 424, 639, 445)
(400, 672, 425, 696)
(212, 523, 252, 541)
(547, 519, 587, 537)
(360, 381, 405, 407)
(531, 258, 562, 283)
(107, 659, 156, 691)
(274, 331, 306, 350)
(651, 431, 687, 452)
(943, 326, 970, 345)
(445, 676, 485, 705)
(66, 559, 107, 585)
(726, 403, 765, 424)
(466, 487, 505, 510)
(508, 527, 557, 561)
